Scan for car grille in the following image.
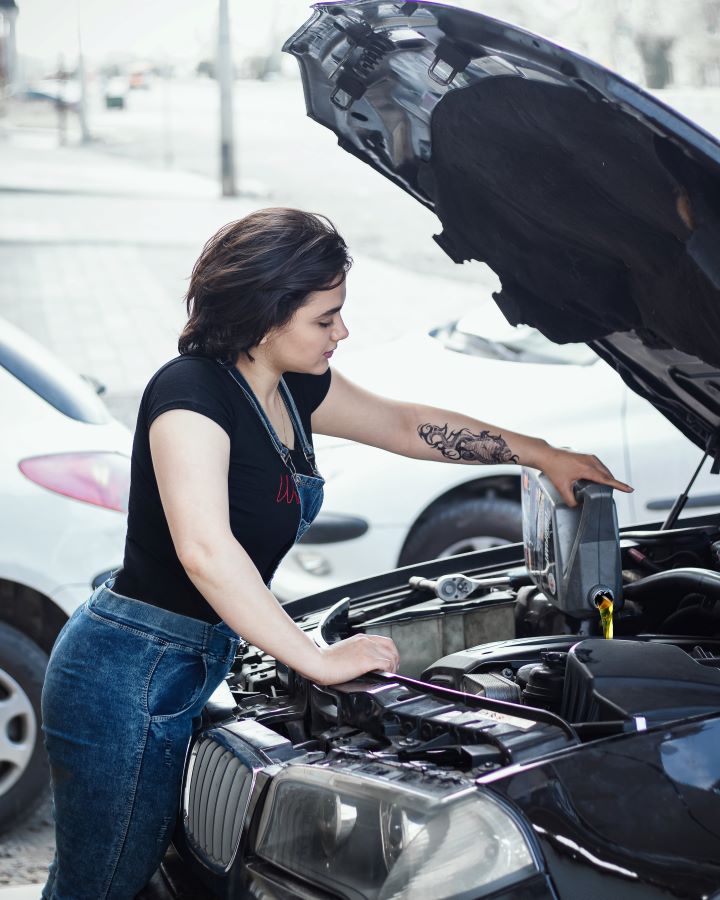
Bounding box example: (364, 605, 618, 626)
(184, 735, 254, 871)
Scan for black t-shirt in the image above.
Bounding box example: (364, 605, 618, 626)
(114, 355, 331, 623)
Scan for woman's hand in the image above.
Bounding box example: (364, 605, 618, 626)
(538, 444, 633, 507)
(313, 634, 400, 686)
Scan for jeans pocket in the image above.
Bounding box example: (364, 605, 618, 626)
(146, 645, 208, 722)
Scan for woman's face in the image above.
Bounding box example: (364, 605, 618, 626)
(263, 277, 350, 374)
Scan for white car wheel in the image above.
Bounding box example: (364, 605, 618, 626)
(439, 534, 513, 556)
(399, 497, 523, 565)
(0, 667, 36, 795)
(0, 623, 50, 832)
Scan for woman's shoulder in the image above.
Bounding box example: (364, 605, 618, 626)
(150, 353, 223, 382)
(143, 354, 230, 398)
(140, 355, 236, 435)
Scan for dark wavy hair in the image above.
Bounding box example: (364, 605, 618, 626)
(178, 208, 352, 362)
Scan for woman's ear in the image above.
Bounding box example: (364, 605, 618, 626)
(259, 322, 282, 346)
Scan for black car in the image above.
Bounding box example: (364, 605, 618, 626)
(148, 3, 720, 898)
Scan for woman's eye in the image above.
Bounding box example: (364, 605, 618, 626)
(319, 321, 333, 328)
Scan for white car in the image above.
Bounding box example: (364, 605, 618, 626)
(0, 319, 131, 830)
(272, 301, 720, 601)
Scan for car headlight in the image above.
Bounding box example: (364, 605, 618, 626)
(294, 550, 332, 576)
(255, 764, 538, 899)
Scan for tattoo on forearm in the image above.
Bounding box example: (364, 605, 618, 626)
(417, 423, 520, 464)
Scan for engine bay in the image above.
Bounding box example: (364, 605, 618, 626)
(217, 471, 720, 781)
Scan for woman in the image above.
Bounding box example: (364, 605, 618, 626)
(41, 208, 632, 899)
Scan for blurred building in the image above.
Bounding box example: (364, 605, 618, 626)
(0, 0, 18, 92)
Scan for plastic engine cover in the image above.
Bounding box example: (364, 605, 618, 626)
(521, 469, 622, 617)
(561, 639, 720, 724)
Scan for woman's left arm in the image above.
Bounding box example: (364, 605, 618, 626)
(311, 369, 633, 507)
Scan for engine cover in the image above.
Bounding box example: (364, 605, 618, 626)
(561, 639, 720, 724)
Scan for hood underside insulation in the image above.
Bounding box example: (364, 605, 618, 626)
(429, 77, 720, 368)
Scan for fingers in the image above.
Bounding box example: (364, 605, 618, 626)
(365, 634, 400, 672)
(570, 454, 634, 494)
(584, 462, 634, 494)
(546, 449, 634, 508)
(579, 472, 634, 494)
(603, 476, 634, 493)
(588, 455, 633, 493)
(318, 634, 400, 684)
(374, 658, 395, 673)
(591, 455, 615, 480)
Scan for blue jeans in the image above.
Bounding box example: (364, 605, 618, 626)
(41, 581, 238, 899)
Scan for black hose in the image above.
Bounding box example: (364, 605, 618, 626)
(623, 567, 720, 603)
(622, 525, 719, 543)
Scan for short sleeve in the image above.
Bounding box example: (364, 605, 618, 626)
(144, 357, 234, 437)
(307, 366, 332, 411)
(284, 367, 332, 415)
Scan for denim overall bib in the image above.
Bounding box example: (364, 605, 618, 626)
(219, 361, 325, 587)
(41, 369, 324, 899)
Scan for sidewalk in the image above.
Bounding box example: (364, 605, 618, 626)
(0, 128, 256, 426)
(0, 126, 487, 428)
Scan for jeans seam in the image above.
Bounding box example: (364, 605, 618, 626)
(99, 643, 164, 899)
(84, 605, 227, 660)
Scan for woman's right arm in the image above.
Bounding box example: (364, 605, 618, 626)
(149, 409, 399, 685)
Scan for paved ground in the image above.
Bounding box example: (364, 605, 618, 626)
(0, 799, 53, 889)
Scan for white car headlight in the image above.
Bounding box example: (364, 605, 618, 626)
(255, 764, 538, 899)
(294, 550, 332, 576)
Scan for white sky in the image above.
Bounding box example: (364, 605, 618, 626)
(15, 0, 712, 76)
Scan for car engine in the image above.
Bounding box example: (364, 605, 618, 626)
(175, 470, 720, 892)
(203, 469, 720, 777)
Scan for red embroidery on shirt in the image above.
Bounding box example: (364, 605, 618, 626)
(276, 474, 300, 504)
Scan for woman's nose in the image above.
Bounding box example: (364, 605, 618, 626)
(332, 316, 350, 342)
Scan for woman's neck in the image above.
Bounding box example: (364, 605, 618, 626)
(232, 353, 281, 406)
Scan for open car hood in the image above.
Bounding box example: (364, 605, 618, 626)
(284, 1, 720, 457)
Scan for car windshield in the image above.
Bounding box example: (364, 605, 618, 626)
(430, 306, 597, 366)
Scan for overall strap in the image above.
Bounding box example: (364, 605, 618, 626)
(218, 362, 319, 476)
(220, 362, 287, 459)
(278, 376, 316, 462)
